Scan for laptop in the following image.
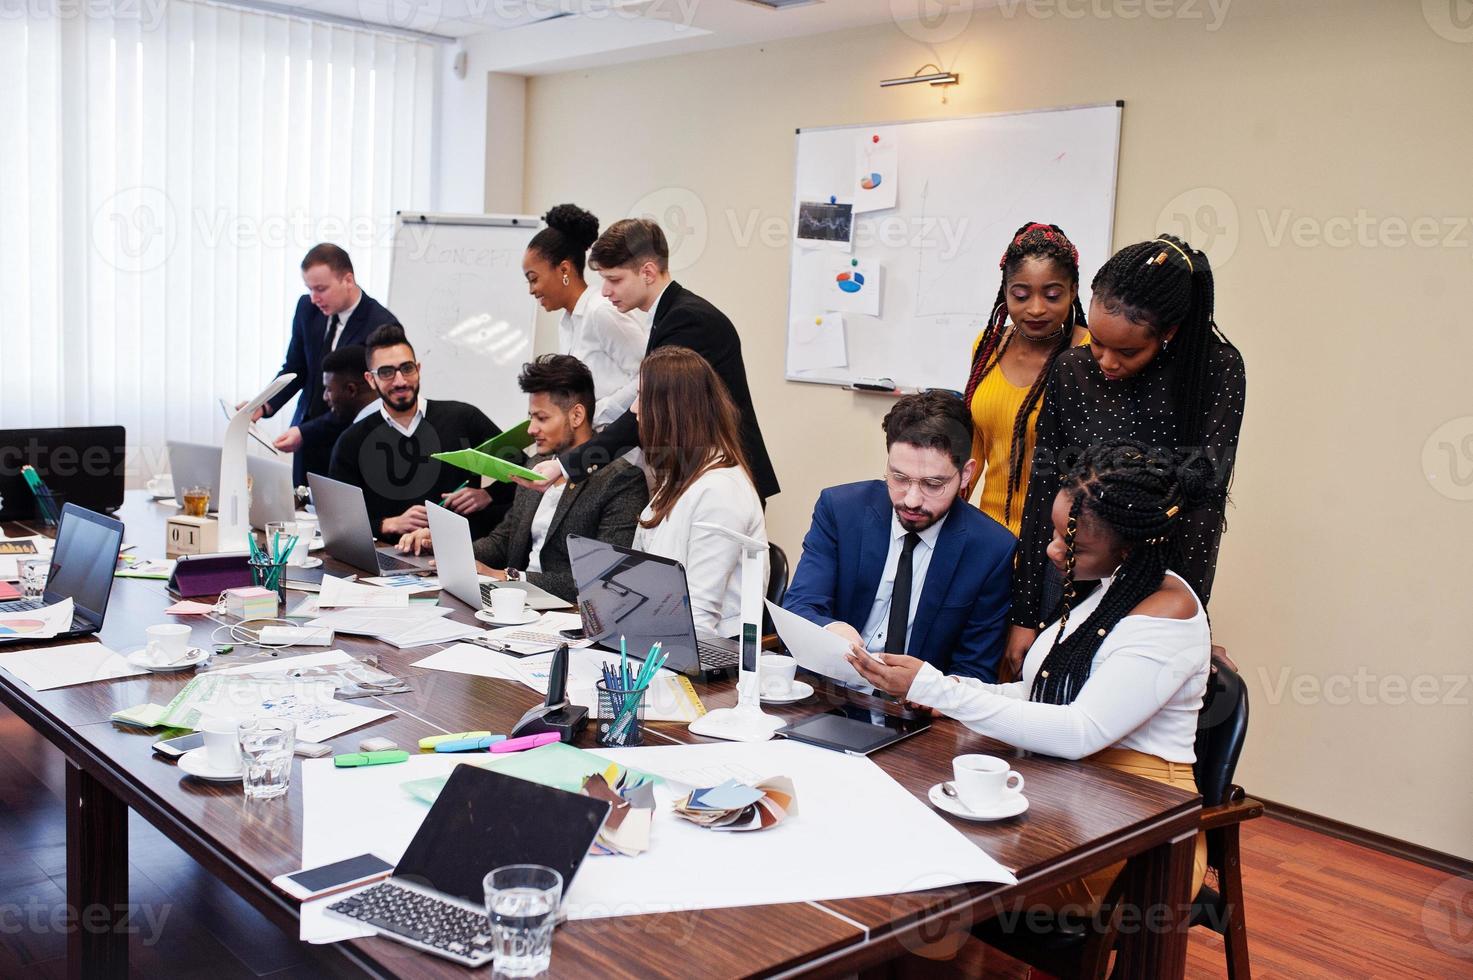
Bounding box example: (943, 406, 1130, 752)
(0, 504, 124, 638)
(325, 765, 609, 967)
(306, 473, 433, 575)
(0, 427, 126, 519)
(166, 441, 296, 529)
(425, 501, 571, 611)
(566, 533, 740, 679)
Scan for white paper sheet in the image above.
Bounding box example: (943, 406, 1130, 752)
(853, 128, 899, 213)
(787, 313, 848, 373)
(0, 597, 75, 645)
(823, 256, 882, 316)
(765, 599, 872, 688)
(162, 674, 393, 742)
(307, 605, 451, 646)
(297, 742, 1014, 928)
(0, 535, 55, 580)
(318, 575, 411, 608)
(0, 639, 147, 690)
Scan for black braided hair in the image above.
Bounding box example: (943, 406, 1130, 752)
(1028, 439, 1216, 706)
(528, 203, 601, 278)
(961, 222, 1088, 523)
(1089, 234, 1234, 446)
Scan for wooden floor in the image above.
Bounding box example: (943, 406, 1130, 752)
(0, 704, 1466, 978)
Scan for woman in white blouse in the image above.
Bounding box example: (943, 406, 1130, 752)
(849, 439, 1216, 910)
(523, 204, 647, 426)
(631, 346, 767, 637)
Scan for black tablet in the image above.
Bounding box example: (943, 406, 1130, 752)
(779, 705, 932, 756)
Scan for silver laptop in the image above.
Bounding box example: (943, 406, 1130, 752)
(306, 473, 433, 575)
(566, 533, 739, 679)
(166, 441, 295, 529)
(425, 501, 571, 611)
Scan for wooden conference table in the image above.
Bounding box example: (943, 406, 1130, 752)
(0, 493, 1201, 979)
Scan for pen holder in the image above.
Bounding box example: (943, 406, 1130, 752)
(596, 679, 646, 748)
(33, 489, 65, 527)
(248, 555, 289, 606)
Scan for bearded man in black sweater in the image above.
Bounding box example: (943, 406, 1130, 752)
(329, 323, 511, 541)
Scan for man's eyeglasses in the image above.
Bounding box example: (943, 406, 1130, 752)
(373, 361, 419, 382)
(883, 468, 960, 499)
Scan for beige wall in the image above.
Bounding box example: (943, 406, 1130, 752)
(517, 0, 1473, 858)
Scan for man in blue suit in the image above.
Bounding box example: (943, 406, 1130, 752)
(249, 243, 398, 485)
(783, 391, 1015, 681)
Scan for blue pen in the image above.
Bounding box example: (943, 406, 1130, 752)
(434, 734, 507, 753)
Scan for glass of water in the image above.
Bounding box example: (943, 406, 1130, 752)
(483, 864, 562, 978)
(237, 718, 296, 800)
(19, 559, 49, 599)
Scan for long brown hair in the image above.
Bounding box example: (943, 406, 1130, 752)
(637, 346, 752, 529)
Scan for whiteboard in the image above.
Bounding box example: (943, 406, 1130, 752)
(785, 103, 1122, 393)
(387, 212, 541, 429)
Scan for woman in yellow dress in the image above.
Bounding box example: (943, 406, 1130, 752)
(962, 222, 1090, 535)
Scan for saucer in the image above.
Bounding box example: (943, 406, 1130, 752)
(760, 679, 815, 705)
(474, 608, 541, 627)
(177, 746, 243, 782)
(928, 783, 1029, 821)
(126, 646, 209, 672)
(290, 557, 324, 569)
(308, 537, 324, 552)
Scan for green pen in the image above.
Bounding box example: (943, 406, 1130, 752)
(447, 480, 470, 494)
(334, 750, 410, 768)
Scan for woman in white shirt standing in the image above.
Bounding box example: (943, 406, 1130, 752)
(631, 346, 767, 638)
(524, 204, 647, 426)
(849, 438, 1216, 910)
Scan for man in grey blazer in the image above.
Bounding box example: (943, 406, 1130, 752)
(397, 354, 648, 602)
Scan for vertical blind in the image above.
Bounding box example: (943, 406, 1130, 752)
(0, 1, 437, 476)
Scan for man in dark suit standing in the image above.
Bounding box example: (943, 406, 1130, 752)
(782, 392, 1015, 682)
(511, 218, 779, 502)
(250, 243, 398, 485)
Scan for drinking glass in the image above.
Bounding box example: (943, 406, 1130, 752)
(237, 718, 295, 800)
(483, 864, 561, 977)
(19, 559, 49, 599)
(182, 486, 211, 518)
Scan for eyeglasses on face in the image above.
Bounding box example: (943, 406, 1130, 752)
(373, 361, 419, 382)
(883, 468, 959, 498)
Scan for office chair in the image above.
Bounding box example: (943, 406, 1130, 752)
(974, 652, 1262, 979)
(760, 543, 790, 644)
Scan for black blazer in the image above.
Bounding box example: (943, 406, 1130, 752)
(473, 457, 649, 602)
(556, 281, 779, 500)
(266, 290, 398, 484)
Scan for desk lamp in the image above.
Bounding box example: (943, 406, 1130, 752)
(219, 374, 295, 546)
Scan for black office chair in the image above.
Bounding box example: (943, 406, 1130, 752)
(761, 543, 790, 641)
(974, 653, 1262, 979)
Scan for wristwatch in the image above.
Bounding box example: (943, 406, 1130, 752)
(505, 568, 522, 581)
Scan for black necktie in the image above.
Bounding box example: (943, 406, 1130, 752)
(885, 532, 920, 655)
(323, 313, 341, 351)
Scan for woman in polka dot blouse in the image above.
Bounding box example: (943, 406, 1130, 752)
(1002, 235, 1246, 677)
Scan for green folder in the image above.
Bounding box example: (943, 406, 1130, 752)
(473, 418, 533, 459)
(400, 743, 661, 805)
(433, 418, 543, 483)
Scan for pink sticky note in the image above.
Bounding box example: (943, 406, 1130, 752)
(165, 600, 215, 615)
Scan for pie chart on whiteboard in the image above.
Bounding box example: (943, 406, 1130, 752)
(860, 172, 883, 190)
(0, 620, 47, 637)
(836, 271, 866, 294)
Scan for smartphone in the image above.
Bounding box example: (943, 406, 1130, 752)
(151, 732, 205, 758)
(558, 626, 586, 641)
(272, 854, 395, 902)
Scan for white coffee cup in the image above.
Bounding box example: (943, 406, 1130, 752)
(760, 655, 797, 697)
(489, 587, 526, 621)
(200, 715, 243, 772)
(951, 754, 1025, 811)
(293, 516, 319, 563)
(144, 623, 192, 665)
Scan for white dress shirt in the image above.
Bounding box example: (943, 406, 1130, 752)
(859, 511, 949, 653)
(906, 571, 1211, 762)
(524, 482, 568, 574)
(632, 464, 767, 637)
(380, 397, 427, 437)
(559, 288, 647, 427)
(353, 400, 380, 424)
(327, 292, 360, 351)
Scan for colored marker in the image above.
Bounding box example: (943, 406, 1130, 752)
(434, 735, 508, 753)
(334, 750, 410, 768)
(418, 731, 493, 750)
(489, 732, 560, 754)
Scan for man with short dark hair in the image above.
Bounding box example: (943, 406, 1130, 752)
(293, 344, 379, 482)
(512, 218, 779, 502)
(397, 354, 648, 601)
(252, 243, 398, 485)
(782, 391, 1015, 681)
(329, 323, 510, 541)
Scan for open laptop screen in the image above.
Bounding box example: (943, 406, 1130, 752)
(566, 534, 703, 672)
(44, 504, 125, 628)
(394, 765, 608, 905)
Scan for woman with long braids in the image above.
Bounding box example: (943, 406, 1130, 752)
(961, 222, 1089, 536)
(847, 439, 1214, 907)
(1001, 234, 1246, 675)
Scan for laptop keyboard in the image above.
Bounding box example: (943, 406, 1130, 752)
(329, 882, 494, 966)
(697, 638, 739, 669)
(0, 598, 44, 613)
(375, 553, 419, 573)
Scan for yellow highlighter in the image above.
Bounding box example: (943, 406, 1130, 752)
(418, 731, 493, 750)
